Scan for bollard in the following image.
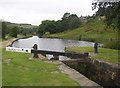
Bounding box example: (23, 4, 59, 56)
(84, 52, 89, 57)
(33, 44, 39, 58)
(94, 42, 98, 54)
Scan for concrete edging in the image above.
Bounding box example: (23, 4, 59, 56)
(58, 61, 102, 87)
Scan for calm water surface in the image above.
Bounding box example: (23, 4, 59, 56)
(12, 36, 94, 60)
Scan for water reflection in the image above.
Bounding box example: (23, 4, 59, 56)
(12, 36, 94, 60)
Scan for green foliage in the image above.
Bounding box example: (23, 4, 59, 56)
(62, 12, 71, 19)
(21, 29, 28, 36)
(2, 22, 7, 39)
(66, 47, 119, 64)
(92, 1, 120, 29)
(78, 35, 82, 40)
(104, 40, 120, 50)
(39, 20, 57, 34)
(42, 32, 50, 37)
(61, 13, 81, 30)
(2, 22, 38, 38)
(46, 17, 119, 50)
(2, 49, 79, 86)
(19, 27, 38, 36)
(10, 26, 19, 38)
(68, 14, 81, 29)
(38, 12, 81, 36)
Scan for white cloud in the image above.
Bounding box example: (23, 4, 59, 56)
(0, 0, 95, 25)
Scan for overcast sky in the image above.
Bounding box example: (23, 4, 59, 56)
(0, 0, 95, 25)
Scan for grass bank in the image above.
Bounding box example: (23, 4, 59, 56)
(2, 49, 79, 86)
(65, 47, 119, 64)
(46, 19, 118, 42)
(45, 19, 119, 50)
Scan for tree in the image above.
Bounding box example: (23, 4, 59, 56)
(2, 22, 7, 39)
(10, 26, 19, 38)
(62, 12, 71, 20)
(55, 20, 65, 32)
(92, 1, 120, 29)
(39, 20, 57, 34)
(68, 14, 81, 29)
(21, 29, 28, 36)
(38, 12, 81, 36)
(61, 13, 81, 30)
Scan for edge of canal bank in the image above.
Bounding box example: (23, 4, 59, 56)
(44, 60, 102, 87)
(0, 38, 18, 48)
(0, 36, 32, 48)
(1, 37, 102, 87)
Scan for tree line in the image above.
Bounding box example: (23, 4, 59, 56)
(38, 13, 81, 37)
(2, 22, 38, 39)
(1, 22, 18, 39)
(2, 12, 81, 39)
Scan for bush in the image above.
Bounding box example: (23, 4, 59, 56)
(78, 35, 82, 40)
(10, 26, 19, 38)
(42, 32, 50, 37)
(103, 40, 120, 50)
(82, 38, 96, 42)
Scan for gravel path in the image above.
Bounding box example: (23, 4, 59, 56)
(0, 38, 17, 48)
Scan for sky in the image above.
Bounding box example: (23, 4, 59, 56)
(0, 0, 96, 25)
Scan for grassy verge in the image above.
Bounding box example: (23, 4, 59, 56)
(2, 48, 79, 86)
(66, 47, 119, 64)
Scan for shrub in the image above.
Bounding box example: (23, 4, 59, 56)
(42, 32, 50, 37)
(82, 38, 96, 42)
(103, 40, 120, 50)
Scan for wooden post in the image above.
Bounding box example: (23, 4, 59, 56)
(33, 44, 39, 58)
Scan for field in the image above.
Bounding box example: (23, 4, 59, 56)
(66, 47, 119, 64)
(2, 49, 79, 86)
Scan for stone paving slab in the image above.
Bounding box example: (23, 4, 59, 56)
(49, 60, 103, 87)
(45, 60, 102, 87)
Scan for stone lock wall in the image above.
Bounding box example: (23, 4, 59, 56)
(62, 58, 120, 87)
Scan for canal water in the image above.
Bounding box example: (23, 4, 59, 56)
(12, 36, 94, 60)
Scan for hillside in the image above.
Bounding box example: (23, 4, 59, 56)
(0, 21, 38, 39)
(45, 17, 119, 49)
(0, 21, 38, 29)
(6, 22, 38, 29)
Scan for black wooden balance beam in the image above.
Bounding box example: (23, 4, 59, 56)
(6, 47, 89, 59)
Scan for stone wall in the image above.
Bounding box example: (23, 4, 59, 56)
(62, 58, 120, 87)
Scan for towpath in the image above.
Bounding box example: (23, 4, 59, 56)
(44, 60, 102, 87)
(0, 38, 17, 48)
